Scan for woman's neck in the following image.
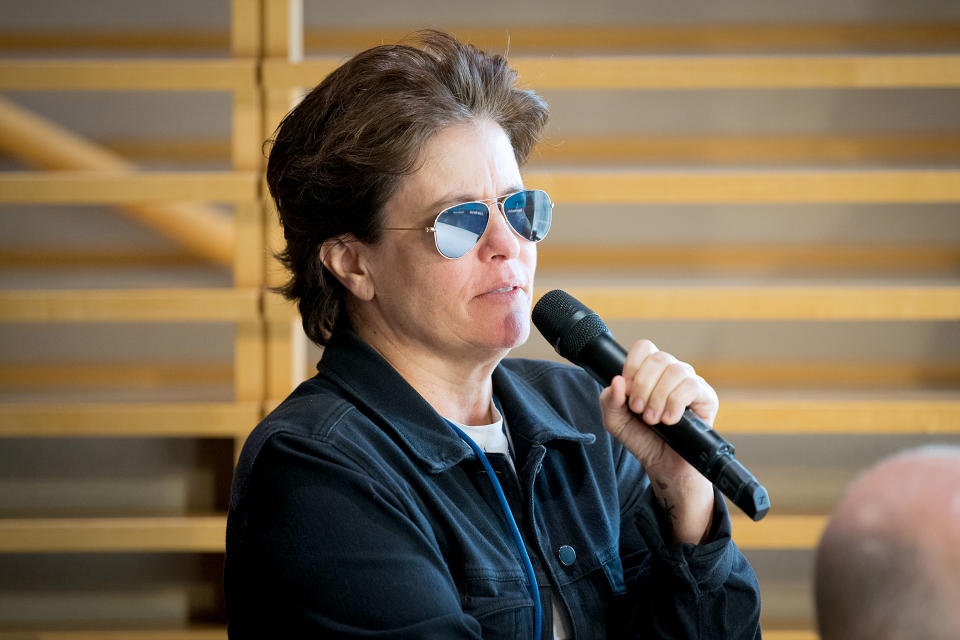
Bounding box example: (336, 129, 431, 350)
(356, 322, 504, 426)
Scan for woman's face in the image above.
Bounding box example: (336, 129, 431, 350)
(355, 119, 537, 363)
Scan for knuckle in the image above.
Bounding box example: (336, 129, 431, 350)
(632, 338, 657, 354)
(665, 362, 690, 378)
(696, 375, 718, 397)
(648, 350, 674, 366)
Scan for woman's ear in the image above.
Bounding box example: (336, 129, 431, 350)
(319, 235, 375, 301)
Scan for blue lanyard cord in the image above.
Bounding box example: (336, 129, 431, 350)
(445, 419, 542, 640)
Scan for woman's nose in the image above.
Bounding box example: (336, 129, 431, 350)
(476, 201, 521, 259)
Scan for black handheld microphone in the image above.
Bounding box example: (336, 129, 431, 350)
(532, 289, 770, 521)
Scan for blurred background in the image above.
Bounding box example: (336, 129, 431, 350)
(1, 1, 959, 638)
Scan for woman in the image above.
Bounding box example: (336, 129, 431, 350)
(226, 31, 761, 639)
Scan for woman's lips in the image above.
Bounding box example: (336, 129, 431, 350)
(478, 284, 524, 299)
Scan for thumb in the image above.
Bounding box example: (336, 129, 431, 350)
(600, 375, 634, 439)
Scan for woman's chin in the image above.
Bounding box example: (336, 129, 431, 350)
(490, 312, 530, 351)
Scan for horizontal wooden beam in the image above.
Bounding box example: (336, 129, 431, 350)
(0, 59, 256, 91)
(0, 364, 233, 389)
(6, 395, 948, 438)
(6, 168, 953, 206)
(531, 133, 960, 165)
(18, 244, 960, 273)
(4, 23, 960, 54)
(513, 54, 960, 89)
(0, 516, 226, 552)
(522, 169, 960, 204)
(717, 398, 960, 433)
(0, 513, 825, 553)
(255, 394, 957, 435)
(302, 24, 960, 54)
(730, 514, 825, 549)
(262, 59, 338, 90)
(0, 288, 260, 323)
(541, 286, 960, 320)
(0, 630, 814, 640)
(0, 249, 208, 269)
(0, 171, 258, 204)
(760, 633, 818, 640)
(91, 138, 232, 163)
(537, 245, 960, 271)
(0, 29, 228, 52)
(0, 402, 260, 437)
(699, 361, 960, 390)
(263, 289, 299, 321)
(264, 55, 960, 90)
(0, 624, 814, 639)
(266, 286, 960, 322)
(4, 360, 958, 391)
(51, 133, 960, 165)
(0, 631, 227, 640)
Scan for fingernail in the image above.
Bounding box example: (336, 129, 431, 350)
(644, 408, 656, 423)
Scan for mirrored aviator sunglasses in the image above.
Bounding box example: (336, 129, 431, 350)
(387, 189, 553, 259)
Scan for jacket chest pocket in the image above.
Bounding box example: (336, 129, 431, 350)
(596, 543, 627, 596)
(460, 568, 534, 639)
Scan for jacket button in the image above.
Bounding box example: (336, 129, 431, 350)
(558, 545, 576, 566)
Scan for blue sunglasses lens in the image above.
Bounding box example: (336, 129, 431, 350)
(434, 202, 489, 258)
(434, 190, 553, 259)
(502, 189, 552, 243)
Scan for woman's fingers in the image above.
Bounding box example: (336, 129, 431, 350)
(643, 361, 698, 425)
(599, 376, 629, 437)
(621, 339, 660, 414)
(618, 340, 718, 428)
(600, 375, 661, 463)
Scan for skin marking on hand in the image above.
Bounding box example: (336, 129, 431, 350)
(661, 498, 677, 522)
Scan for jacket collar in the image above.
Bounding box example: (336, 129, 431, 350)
(316, 327, 594, 473)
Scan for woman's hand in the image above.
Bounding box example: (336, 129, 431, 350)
(599, 339, 719, 545)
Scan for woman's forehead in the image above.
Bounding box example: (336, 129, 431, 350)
(400, 120, 521, 203)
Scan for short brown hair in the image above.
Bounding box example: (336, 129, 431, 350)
(265, 30, 549, 346)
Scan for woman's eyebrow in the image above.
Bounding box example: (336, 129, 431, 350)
(423, 186, 526, 214)
(422, 193, 470, 214)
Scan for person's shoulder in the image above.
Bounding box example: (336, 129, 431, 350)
(258, 375, 354, 440)
(235, 376, 362, 476)
(229, 375, 377, 511)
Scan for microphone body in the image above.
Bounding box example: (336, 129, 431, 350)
(533, 289, 770, 521)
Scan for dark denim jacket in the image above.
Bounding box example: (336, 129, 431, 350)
(225, 328, 762, 639)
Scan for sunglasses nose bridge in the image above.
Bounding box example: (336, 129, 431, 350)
(483, 198, 516, 239)
(493, 198, 508, 222)
(476, 197, 504, 219)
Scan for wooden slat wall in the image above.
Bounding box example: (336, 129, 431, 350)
(1, 2, 958, 637)
(0, 0, 272, 636)
(260, 19, 960, 637)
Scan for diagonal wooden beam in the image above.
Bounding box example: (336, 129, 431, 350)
(0, 96, 234, 266)
(0, 288, 259, 323)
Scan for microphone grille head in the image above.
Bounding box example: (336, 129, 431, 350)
(532, 289, 611, 360)
(532, 289, 583, 338)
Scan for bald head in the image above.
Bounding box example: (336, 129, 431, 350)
(814, 445, 960, 640)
